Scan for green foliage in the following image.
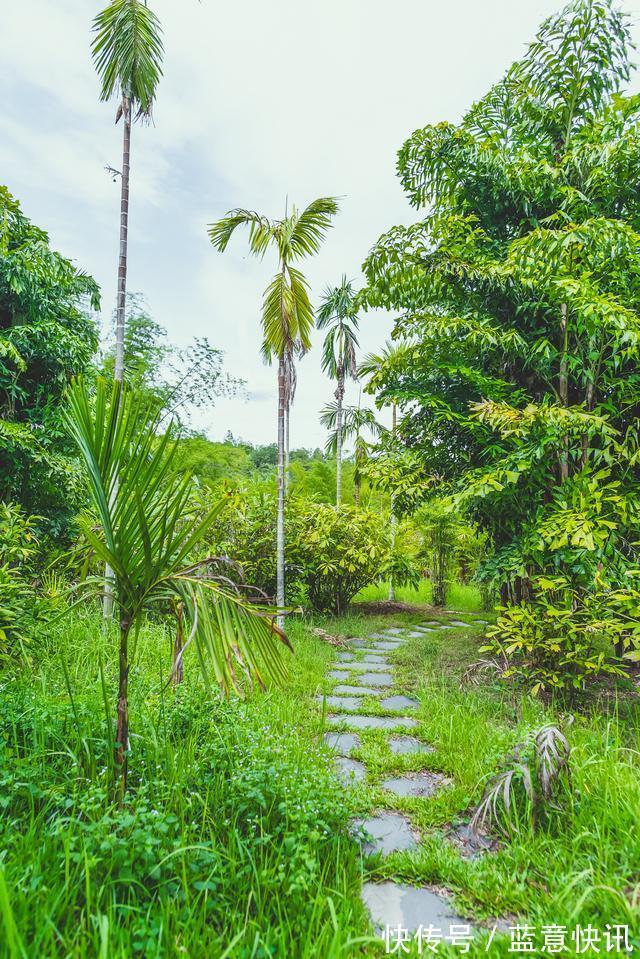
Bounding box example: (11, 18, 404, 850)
(0, 187, 99, 537)
(100, 295, 243, 425)
(361, 0, 640, 684)
(92, 0, 164, 119)
(418, 502, 463, 606)
(0, 504, 47, 663)
(481, 581, 628, 695)
(292, 504, 390, 614)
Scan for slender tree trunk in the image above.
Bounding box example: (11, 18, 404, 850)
(115, 615, 131, 800)
(581, 379, 595, 468)
(335, 368, 345, 506)
(276, 357, 286, 628)
(172, 601, 185, 687)
(104, 97, 132, 621)
(285, 402, 290, 494)
(559, 302, 569, 482)
(354, 473, 361, 507)
(388, 401, 397, 602)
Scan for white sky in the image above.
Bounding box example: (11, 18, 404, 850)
(2, 0, 640, 449)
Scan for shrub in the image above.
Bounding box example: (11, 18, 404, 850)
(0, 503, 42, 661)
(293, 504, 390, 613)
(481, 577, 628, 696)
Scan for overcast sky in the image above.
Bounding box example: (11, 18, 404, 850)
(3, 0, 640, 449)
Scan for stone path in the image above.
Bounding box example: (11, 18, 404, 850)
(319, 613, 490, 942)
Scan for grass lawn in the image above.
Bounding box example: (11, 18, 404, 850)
(1, 603, 639, 957)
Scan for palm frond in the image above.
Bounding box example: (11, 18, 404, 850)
(288, 197, 339, 260)
(208, 209, 275, 256)
(92, 0, 164, 118)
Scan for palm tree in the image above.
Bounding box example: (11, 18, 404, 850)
(359, 340, 412, 600)
(320, 402, 384, 506)
(92, 0, 164, 619)
(317, 278, 359, 504)
(208, 198, 339, 621)
(92, 0, 163, 382)
(65, 377, 290, 798)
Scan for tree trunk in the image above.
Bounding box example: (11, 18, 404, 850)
(581, 379, 595, 468)
(104, 97, 132, 622)
(354, 473, 361, 507)
(284, 402, 290, 494)
(559, 302, 569, 482)
(172, 601, 185, 687)
(115, 615, 131, 800)
(335, 368, 345, 506)
(276, 357, 286, 628)
(388, 402, 397, 602)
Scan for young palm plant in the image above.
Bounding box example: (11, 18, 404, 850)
(208, 198, 339, 621)
(65, 377, 291, 798)
(92, 0, 164, 618)
(316, 278, 360, 504)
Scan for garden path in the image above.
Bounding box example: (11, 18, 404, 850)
(320, 613, 492, 944)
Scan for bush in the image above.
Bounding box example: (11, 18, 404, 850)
(0, 503, 42, 661)
(293, 504, 390, 613)
(481, 578, 628, 696)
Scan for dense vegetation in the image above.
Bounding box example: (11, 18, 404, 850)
(2, 0, 640, 956)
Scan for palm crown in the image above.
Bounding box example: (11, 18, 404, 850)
(208, 198, 339, 360)
(92, 0, 164, 120)
(316, 276, 360, 381)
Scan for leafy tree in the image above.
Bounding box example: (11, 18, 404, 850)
(65, 378, 290, 797)
(208, 198, 339, 621)
(101, 295, 244, 425)
(316, 277, 359, 504)
(91, 0, 163, 385)
(362, 0, 640, 686)
(0, 187, 100, 537)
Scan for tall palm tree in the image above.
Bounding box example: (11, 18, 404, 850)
(208, 198, 339, 621)
(65, 377, 290, 799)
(317, 278, 359, 504)
(359, 340, 411, 600)
(320, 402, 384, 506)
(92, 0, 163, 383)
(92, 0, 164, 619)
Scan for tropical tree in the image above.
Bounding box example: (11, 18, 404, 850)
(363, 0, 640, 687)
(359, 340, 414, 599)
(320, 402, 384, 505)
(0, 187, 100, 538)
(316, 277, 360, 504)
(208, 198, 339, 620)
(65, 377, 291, 798)
(91, 0, 164, 384)
(92, 0, 164, 617)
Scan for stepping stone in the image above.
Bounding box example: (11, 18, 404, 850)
(334, 684, 384, 697)
(379, 694, 420, 711)
(388, 736, 434, 755)
(405, 631, 429, 639)
(472, 619, 489, 624)
(421, 621, 441, 627)
(334, 756, 366, 784)
(327, 670, 351, 681)
(324, 732, 360, 756)
(352, 812, 417, 856)
(368, 641, 402, 651)
(383, 627, 405, 635)
(343, 661, 390, 673)
(326, 714, 418, 731)
(335, 652, 356, 662)
(361, 881, 473, 935)
(411, 626, 436, 633)
(350, 639, 377, 648)
(356, 672, 394, 686)
(362, 654, 388, 664)
(317, 694, 362, 710)
(368, 634, 403, 642)
(448, 620, 470, 627)
(382, 771, 448, 798)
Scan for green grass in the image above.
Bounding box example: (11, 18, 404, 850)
(356, 579, 484, 613)
(2, 606, 639, 957)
